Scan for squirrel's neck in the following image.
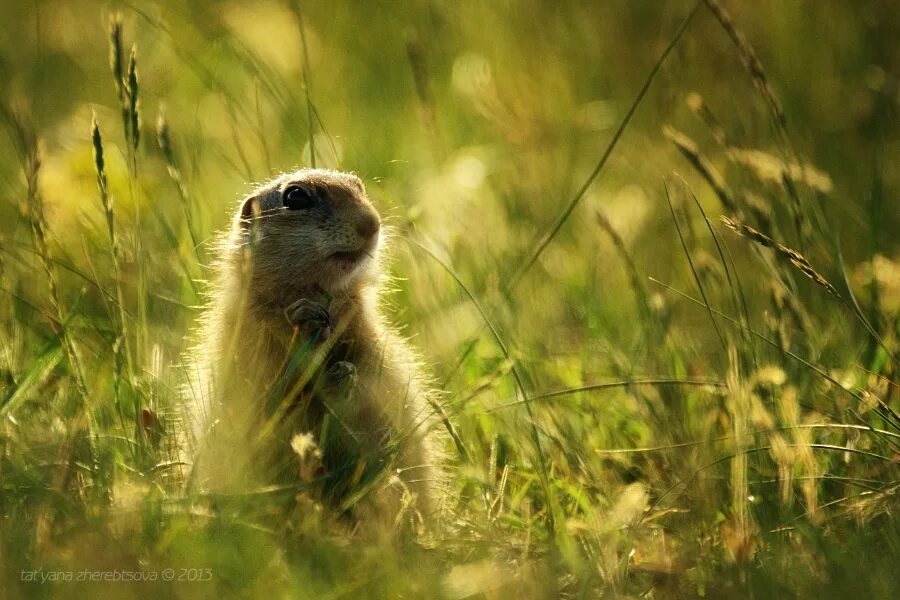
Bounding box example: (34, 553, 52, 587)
(329, 284, 382, 348)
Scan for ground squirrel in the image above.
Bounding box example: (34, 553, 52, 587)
(186, 169, 441, 527)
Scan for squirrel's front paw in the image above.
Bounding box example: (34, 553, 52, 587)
(326, 360, 357, 387)
(286, 298, 332, 342)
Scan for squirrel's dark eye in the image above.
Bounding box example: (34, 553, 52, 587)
(283, 185, 316, 210)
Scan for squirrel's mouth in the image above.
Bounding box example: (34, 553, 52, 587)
(329, 249, 370, 265)
(326, 243, 379, 289)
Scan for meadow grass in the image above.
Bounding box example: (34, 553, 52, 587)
(0, 1, 898, 598)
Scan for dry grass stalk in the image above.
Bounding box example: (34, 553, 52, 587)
(92, 116, 131, 409)
(109, 14, 139, 171)
(779, 387, 819, 519)
(720, 215, 844, 303)
(109, 16, 140, 169)
(108, 19, 150, 433)
(24, 138, 97, 550)
(742, 191, 773, 235)
(702, 0, 786, 129)
(724, 346, 757, 563)
(25, 149, 88, 402)
(686, 91, 728, 145)
(595, 210, 653, 324)
(664, 126, 737, 212)
(157, 112, 201, 262)
(781, 169, 811, 248)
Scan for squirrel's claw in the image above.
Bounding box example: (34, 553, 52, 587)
(326, 360, 357, 387)
(286, 298, 332, 341)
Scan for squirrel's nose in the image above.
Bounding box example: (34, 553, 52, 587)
(356, 212, 381, 240)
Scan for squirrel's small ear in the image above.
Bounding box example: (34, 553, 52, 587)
(238, 195, 258, 225)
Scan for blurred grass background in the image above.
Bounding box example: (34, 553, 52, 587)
(1, 0, 899, 597)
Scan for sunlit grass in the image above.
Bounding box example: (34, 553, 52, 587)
(1, 1, 898, 598)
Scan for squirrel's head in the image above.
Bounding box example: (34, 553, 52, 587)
(233, 169, 382, 300)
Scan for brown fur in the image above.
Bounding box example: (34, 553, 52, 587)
(184, 169, 441, 527)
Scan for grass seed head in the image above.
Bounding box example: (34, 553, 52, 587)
(109, 15, 125, 101)
(720, 215, 842, 300)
